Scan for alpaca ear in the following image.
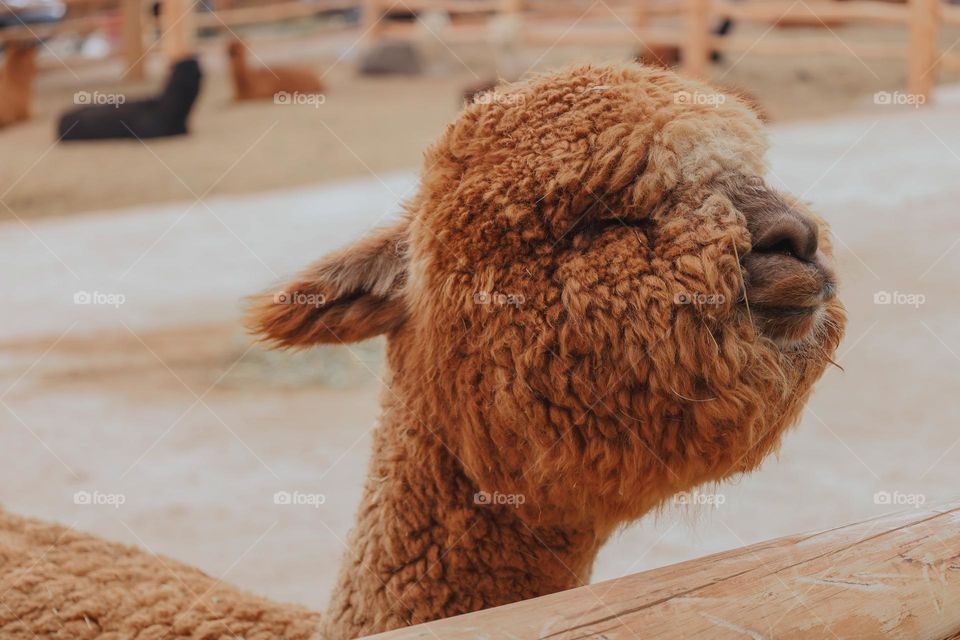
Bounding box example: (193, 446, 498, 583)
(247, 221, 409, 347)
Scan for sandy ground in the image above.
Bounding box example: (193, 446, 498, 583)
(2, 22, 959, 221)
(3, 86, 960, 614)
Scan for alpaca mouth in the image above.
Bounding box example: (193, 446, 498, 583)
(745, 282, 837, 347)
(740, 246, 837, 344)
(748, 303, 822, 346)
(750, 304, 819, 318)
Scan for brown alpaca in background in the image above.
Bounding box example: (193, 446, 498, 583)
(0, 64, 843, 639)
(636, 43, 682, 68)
(227, 39, 323, 101)
(0, 40, 37, 128)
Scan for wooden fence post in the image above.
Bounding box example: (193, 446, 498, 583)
(159, 0, 196, 62)
(908, 0, 939, 103)
(363, 0, 386, 45)
(500, 0, 523, 29)
(494, 0, 523, 74)
(633, 0, 649, 32)
(122, 0, 145, 80)
(683, 0, 711, 78)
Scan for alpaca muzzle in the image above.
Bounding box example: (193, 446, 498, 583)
(739, 195, 838, 343)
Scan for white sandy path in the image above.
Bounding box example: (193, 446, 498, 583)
(2, 95, 960, 613)
(0, 172, 415, 341)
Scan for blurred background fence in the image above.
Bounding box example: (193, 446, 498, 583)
(3, 0, 958, 100)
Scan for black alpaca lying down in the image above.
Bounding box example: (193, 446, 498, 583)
(58, 57, 201, 141)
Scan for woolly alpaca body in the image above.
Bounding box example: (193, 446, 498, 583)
(228, 41, 323, 101)
(0, 42, 37, 128)
(0, 510, 320, 639)
(0, 64, 844, 639)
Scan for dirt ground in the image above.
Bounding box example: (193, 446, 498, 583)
(3, 21, 959, 221)
(3, 19, 960, 619)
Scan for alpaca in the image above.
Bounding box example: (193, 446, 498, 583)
(227, 40, 323, 101)
(57, 57, 202, 140)
(358, 40, 423, 76)
(635, 42, 681, 68)
(461, 78, 500, 104)
(0, 63, 843, 639)
(0, 40, 37, 129)
(0, 509, 321, 639)
(249, 63, 845, 637)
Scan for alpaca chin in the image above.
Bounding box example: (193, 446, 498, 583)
(751, 306, 819, 347)
(752, 301, 845, 361)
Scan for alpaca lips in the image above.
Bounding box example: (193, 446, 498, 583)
(727, 178, 840, 345)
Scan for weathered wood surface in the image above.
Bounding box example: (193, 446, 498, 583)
(714, 36, 907, 58)
(159, 0, 195, 61)
(715, 0, 910, 25)
(908, 0, 939, 99)
(366, 500, 960, 639)
(9, 0, 947, 99)
(122, 0, 145, 80)
(195, 0, 357, 29)
(682, 0, 710, 77)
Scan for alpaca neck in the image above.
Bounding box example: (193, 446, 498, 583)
(319, 402, 604, 638)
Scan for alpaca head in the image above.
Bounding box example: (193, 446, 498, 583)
(250, 64, 844, 532)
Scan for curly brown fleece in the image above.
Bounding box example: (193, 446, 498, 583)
(0, 510, 320, 638)
(0, 63, 844, 640)
(252, 63, 845, 637)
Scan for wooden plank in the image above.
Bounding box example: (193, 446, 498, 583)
(121, 0, 145, 80)
(37, 52, 122, 72)
(159, 0, 195, 61)
(379, 20, 488, 42)
(682, 0, 710, 77)
(0, 15, 104, 42)
(714, 35, 907, 58)
(520, 23, 685, 46)
(633, 0, 650, 33)
(366, 499, 960, 639)
(194, 0, 357, 29)
(362, 0, 386, 44)
(715, 0, 910, 25)
(907, 0, 939, 100)
(521, 1, 680, 19)
(394, 0, 502, 13)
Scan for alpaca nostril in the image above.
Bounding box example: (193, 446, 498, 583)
(752, 215, 819, 263)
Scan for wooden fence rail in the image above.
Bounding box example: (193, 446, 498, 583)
(362, 0, 954, 100)
(366, 498, 960, 639)
(4, 0, 958, 101)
